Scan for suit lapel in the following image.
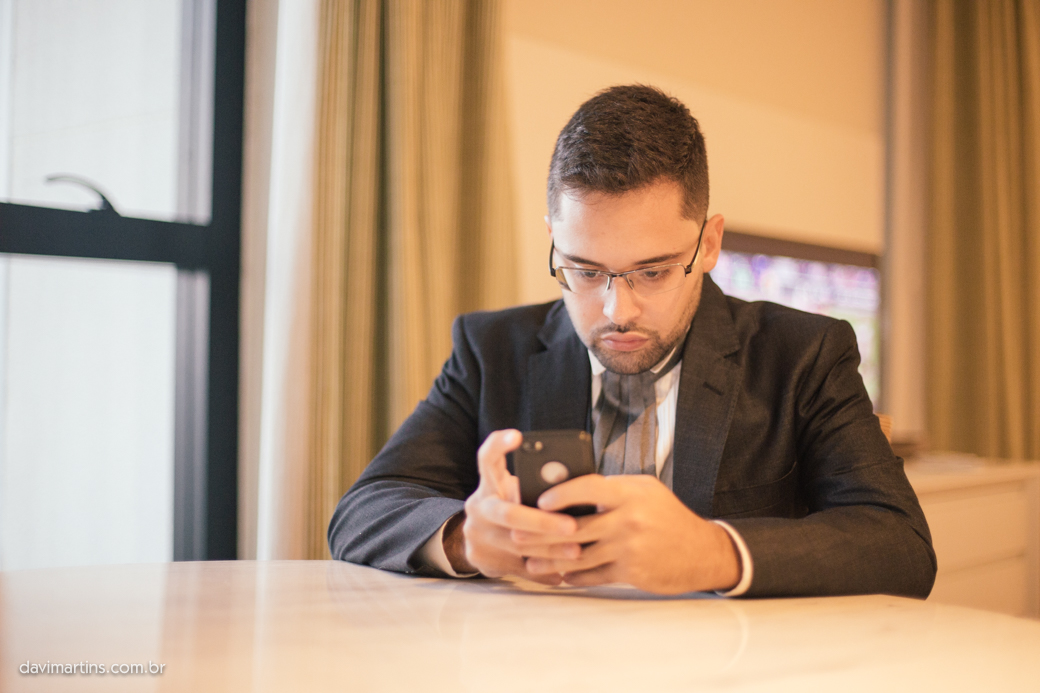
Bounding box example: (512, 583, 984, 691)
(526, 302, 591, 431)
(671, 276, 743, 517)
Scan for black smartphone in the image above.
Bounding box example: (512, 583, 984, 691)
(508, 429, 597, 517)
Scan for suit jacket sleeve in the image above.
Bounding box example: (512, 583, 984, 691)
(327, 314, 483, 575)
(724, 319, 936, 598)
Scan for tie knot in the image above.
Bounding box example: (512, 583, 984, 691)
(600, 370, 657, 417)
(599, 342, 683, 413)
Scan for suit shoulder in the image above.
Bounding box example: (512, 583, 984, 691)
(454, 300, 562, 350)
(724, 294, 856, 354)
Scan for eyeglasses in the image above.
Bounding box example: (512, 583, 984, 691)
(549, 218, 707, 298)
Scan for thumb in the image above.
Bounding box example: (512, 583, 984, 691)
(477, 429, 522, 498)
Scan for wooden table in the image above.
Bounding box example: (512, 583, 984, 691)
(3, 560, 1039, 692)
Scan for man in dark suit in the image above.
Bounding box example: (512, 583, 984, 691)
(328, 85, 936, 598)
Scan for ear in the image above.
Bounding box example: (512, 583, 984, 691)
(700, 214, 725, 273)
(544, 215, 553, 238)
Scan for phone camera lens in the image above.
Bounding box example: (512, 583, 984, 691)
(534, 441, 543, 451)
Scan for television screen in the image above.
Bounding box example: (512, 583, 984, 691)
(710, 249, 881, 408)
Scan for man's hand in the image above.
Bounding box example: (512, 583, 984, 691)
(443, 429, 580, 584)
(520, 474, 742, 594)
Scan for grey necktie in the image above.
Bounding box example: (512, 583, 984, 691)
(593, 349, 683, 477)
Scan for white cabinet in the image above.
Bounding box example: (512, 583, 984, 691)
(906, 460, 1040, 618)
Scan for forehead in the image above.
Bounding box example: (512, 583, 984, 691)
(550, 182, 700, 268)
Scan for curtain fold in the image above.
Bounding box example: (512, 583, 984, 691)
(307, 0, 517, 558)
(929, 0, 1040, 459)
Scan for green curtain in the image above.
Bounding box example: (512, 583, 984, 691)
(929, 0, 1040, 459)
(307, 0, 517, 558)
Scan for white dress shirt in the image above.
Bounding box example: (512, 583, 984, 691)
(418, 349, 754, 596)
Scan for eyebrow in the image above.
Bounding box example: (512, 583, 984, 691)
(556, 249, 686, 268)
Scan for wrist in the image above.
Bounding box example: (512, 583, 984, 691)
(443, 511, 477, 575)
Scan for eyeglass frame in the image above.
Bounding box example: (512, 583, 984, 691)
(548, 216, 708, 296)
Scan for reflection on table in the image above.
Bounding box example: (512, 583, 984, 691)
(3, 560, 1039, 692)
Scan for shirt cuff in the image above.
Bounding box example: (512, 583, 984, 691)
(416, 515, 480, 578)
(712, 520, 753, 597)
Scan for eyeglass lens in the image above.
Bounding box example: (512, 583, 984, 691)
(557, 266, 685, 297)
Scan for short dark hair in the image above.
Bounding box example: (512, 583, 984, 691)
(547, 85, 709, 221)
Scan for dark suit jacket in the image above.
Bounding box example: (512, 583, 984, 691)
(328, 276, 936, 598)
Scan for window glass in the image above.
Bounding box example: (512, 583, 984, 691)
(0, 253, 176, 569)
(0, 0, 214, 223)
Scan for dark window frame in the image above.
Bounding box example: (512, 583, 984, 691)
(721, 229, 881, 269)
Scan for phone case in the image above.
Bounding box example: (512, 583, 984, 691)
(508, 429, 597, 516)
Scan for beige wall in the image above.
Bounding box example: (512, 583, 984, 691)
(503, 0, 887, 304)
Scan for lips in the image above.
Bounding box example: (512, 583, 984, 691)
(599, 333, 649, 352)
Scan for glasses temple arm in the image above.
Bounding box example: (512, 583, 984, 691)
(686, 217, 708, 274)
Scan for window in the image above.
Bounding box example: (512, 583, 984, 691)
(711, 231, 882, 408)
(0, 0, 244, 568)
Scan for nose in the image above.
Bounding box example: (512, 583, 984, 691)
(602, 276, 641, 325)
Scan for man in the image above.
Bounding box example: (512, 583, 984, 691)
(328, 85, 936, 598)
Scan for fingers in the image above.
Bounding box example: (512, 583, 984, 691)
(462, 494, 579, 589)
(473, 495, 576, 535)
(527, 559, 620, 587)
(464, 540, 526, 578)
(514, 540, 582, 561)
(462, 524, 567, 585)
(536, 474, 623, 513)
(463, 430, 582, 582)
(476, 429, 522, 497)
(560, 564, 619, 587)
(538, 473, 665, 514)
(471, 551, 565, 586)
(465, 514, 578, 559)
(511, 509, 606, 546)
(525, 536, 616, 576)
(503, 473, 521, 505)
(523, 570, 565, 586)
